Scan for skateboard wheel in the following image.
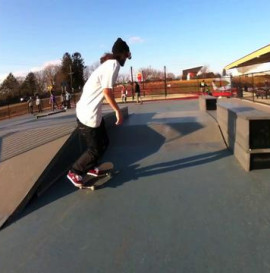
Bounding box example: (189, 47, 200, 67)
(90, 186, 95, 191)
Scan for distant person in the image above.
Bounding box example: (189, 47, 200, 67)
(50, 91, 58, 111)
(65, 91, 71, 109)
(263, 80, 270, 99)
(124, 88, 128, 102)
(27, 97, 33, 114)
(135, 81, 142, 104)
(211, 80, 218, 92)
(67, 37, 132, 187)
(36, 95, 42, 112)
(60, 92, 66, 108)
(199, 80, 207, 93)
(121, 85, 128, 103)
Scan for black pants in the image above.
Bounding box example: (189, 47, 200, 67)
(71, 118, 109, 175)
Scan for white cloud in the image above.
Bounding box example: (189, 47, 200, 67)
(128, 36, 144, 44)
(0, 59, 61, 84)
(0, 73, 8, 83)
(30, 59, 61, 73)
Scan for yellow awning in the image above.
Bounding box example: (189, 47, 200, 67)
(225, 44, 270, 70)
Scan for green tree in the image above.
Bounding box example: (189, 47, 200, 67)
(20, 72, 38, 97)
(61, 52, 73, 90)
(0, 73, 20, 100)
(72, 52, 85, 90)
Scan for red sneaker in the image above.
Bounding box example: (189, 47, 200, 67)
(67, 171, 83, 187)
(87, 167, 100, 177)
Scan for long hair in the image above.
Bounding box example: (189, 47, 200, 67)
(100, 52, 116, 64)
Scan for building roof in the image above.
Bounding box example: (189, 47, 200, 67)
(225, 44, 270, 70)
(182, 66, 203, 74)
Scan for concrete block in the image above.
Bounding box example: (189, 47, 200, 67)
(234, 141, 251, 171)
(217, 101, 270, 171)
(199, 96, 217, 111)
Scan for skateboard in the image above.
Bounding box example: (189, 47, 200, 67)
(79, 162, 119, 190)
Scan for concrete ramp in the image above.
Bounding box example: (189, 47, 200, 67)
(0, 106, 128, 228)
(0, 135, 70, 227)
(148, 110, 222, 144)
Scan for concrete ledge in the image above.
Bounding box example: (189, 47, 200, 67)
(217, 101, 270, 171)
(36, 109, 66, 119)
(199, 95, 217, 111)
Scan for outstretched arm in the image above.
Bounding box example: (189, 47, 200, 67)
(103, 88, 123, 125)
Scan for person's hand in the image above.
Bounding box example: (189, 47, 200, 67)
(115, 110, 123, 125)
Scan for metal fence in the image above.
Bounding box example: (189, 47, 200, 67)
(5, 73, 268, 120)
(231, 70, 270, 105)
(113, 76, 233, 100)
(0, 93, 81, 120)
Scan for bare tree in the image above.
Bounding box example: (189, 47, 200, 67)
(84, 61, 100, 81)
(34, 71, 47, 93)
(167, 73, 176, 80)
(140, 67, 163, 81)
(116, 73, 130, 84)
(43, 64, 61, 87)
(197, 65, 209, 78)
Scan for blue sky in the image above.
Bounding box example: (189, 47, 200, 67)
(1, 0, 270, 82)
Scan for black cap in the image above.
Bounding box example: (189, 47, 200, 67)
(112, 38, 131, 58)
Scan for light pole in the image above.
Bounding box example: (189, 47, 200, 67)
(69, 65, 74, 92)
(130, 66, 134, 100)
(164, 66, 167, 98)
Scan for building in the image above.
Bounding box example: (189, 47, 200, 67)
(225, 44, 270, 75)
(182, 66, 203, 80)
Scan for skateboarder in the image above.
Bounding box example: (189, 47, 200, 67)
(67, 38, 132, 187)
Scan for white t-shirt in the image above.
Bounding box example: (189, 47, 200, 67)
(76, 59, 120, 127)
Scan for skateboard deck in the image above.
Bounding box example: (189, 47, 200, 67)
(80, 162, 118, 190)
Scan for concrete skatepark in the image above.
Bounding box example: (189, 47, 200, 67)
(1, 99, 270, 273)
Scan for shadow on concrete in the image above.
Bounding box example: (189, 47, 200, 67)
(106, 149, 230, 189)
(5, 112, 225, 227)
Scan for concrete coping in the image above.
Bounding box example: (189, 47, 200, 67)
(217, 101, 270, 120)
(199, 95, 217, 100)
